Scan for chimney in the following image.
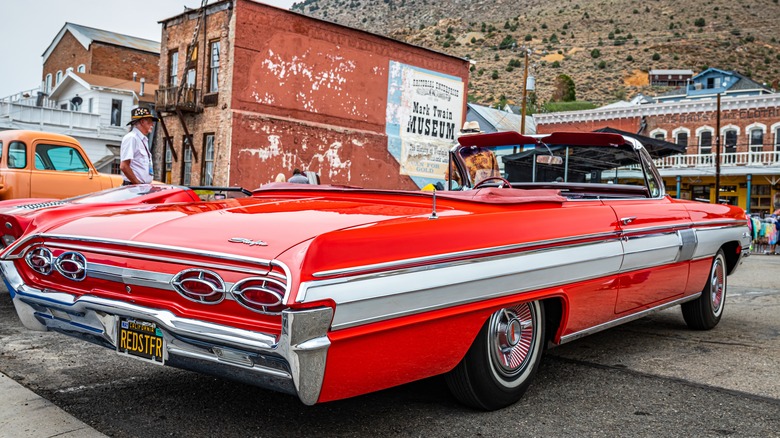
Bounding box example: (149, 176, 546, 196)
(133, 72, 137, 81)
(140, 78, 145, 96)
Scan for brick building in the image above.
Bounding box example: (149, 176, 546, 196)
(155, 0, 470, 190)
(42, 23, 160, 95)
(535, 92, 780, 215)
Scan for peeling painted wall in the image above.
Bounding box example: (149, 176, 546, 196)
(228, 0, 469, 189)
(158, 0, 469, 190)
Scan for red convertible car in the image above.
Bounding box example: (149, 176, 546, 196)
(1, 131, 750, 410)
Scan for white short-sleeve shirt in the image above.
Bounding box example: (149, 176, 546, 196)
(120, 127, 153, 184)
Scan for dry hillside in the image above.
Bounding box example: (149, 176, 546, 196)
(291, 0, 780, 109)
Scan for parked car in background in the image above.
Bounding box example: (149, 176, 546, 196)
(1, 131, 750, 411)
(0, 130, 123, 200)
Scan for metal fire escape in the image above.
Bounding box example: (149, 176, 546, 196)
(155, 0, 209, 162)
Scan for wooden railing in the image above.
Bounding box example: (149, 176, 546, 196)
(654, 150, 780, 169)
(0, 101, 100, 130)
(155, 85, 202, 112)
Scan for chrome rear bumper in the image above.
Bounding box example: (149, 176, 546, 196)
(0, 260, 332, 405)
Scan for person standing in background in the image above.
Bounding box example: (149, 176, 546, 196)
(288, 168, 309, 184)
(120, 107, 157, 185)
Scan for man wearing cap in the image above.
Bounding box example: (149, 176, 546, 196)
(120, 107, 158, 185)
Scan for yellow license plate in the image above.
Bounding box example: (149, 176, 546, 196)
(117, 317, 165, 364)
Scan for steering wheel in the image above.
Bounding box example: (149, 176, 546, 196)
(473, 176, 512, 189)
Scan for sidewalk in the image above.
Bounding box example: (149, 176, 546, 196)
(0, 372, 106, 438)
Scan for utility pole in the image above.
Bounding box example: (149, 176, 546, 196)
(715, 93, 721, 203)
(520, 48, 530, 134)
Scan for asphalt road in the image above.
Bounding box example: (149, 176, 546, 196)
(1, 255, 779, 437)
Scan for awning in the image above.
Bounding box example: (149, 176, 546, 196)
(593, 127, 686, 158)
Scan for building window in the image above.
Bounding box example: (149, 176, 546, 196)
(110, 100, 122, 126)
(36, 144, 88, 172)
(675, 132, 688, 147)
(201, 134, 215, 185)
(77, 64, 86, 73)
(208, 40, 220, 93)
(724, 129, 738, 153)
(699, 131, 712, 155)
(751, 185, 771, 215)
(8, 141, 27, 169)
(45, 74, 52, 93)
(750, 129, 764, 152)
(169, 50, 179, 86)
(88, 98, 93, 113)
(186, 68, 196, 87)
(706, 77, 715, 89)
(775, 126, 780, 152)
(182, 137, 192, 185)
(649, 129, 666, 141)
(55, 70, 62, 86)
(692, 185, 711, 203)
(164, 137, 173, 184)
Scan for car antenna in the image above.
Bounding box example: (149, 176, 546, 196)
(429, 189, 438, 220)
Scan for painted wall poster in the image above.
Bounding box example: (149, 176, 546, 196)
(386, 61, 464, 188)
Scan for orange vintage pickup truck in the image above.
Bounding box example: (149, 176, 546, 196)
(0, 130, 123, 200)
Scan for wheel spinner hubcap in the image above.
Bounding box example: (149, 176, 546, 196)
(491, 304, 536, 376)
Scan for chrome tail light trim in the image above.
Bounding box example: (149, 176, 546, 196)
(25, 246, 53, 275)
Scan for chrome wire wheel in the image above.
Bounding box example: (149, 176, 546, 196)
(446, 300, 546, 410)
(488, 304, 538, 384)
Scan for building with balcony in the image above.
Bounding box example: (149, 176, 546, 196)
(535, 90, 780, 215)
(654, 68, 773, 103)
(155, 0, 470, 190)
(41, 23, 159, 96)
(0, 24, 161, 173)
(649, 69, 693, 87)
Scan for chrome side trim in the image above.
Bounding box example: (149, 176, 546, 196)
(311, 230, 622, 278)
(690, 219, 749, 228)
(311, 223, 747, 280)
(693, 226, 751, 260)
(620, 231, 681, 272)
(300, 240, 625, 330)
(298, 222, 749, 332)
(3, 233, 275, 271)
(559, 293, 701, 344)
(86, 262, 181, 291)
(61, 244, 271, 276)
(677, 229, 698, 262)
(8, 240, 293, 307)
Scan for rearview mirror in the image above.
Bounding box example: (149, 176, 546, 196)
(536, 155, 563, 165)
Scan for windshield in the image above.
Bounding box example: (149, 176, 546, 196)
(68, 184, 179, 204)
(450, 141, 659, 198)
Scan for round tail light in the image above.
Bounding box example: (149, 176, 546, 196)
(231, 277, 287, 314)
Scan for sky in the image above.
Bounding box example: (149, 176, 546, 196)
(0, 0, 296, 98)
